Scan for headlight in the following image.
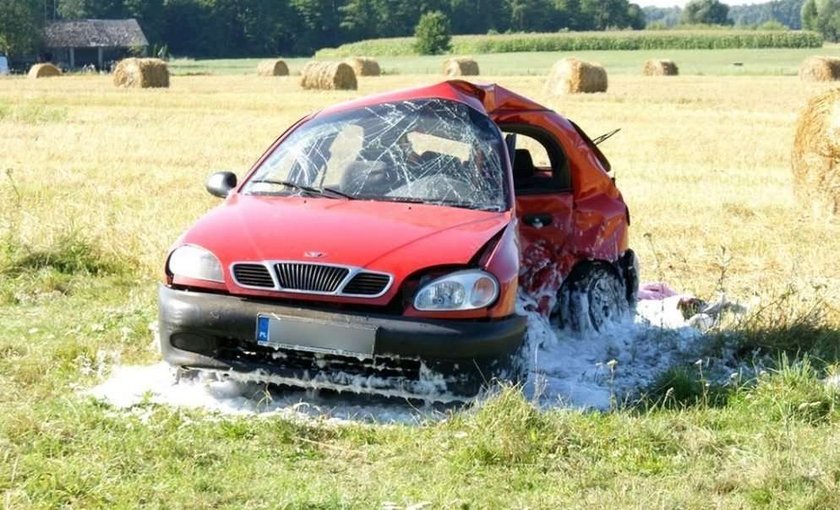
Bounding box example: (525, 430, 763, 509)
(167, 245, 224, 283)
(414, 270, 499, 311)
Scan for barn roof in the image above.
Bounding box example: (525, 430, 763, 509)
(44, 19, 148, 48)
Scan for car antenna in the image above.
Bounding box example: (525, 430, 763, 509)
(592, 128, 621, 145)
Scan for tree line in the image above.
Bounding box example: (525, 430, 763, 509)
(3, 0, 647, 58)
(3, 0, 839, 59)
(644, 0, 805, 30)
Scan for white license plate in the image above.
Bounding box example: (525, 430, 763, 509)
(256, 314, 376, 357)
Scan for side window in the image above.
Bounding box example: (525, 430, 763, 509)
(503, 127, 571, 194)
(515, 134, 552, 169)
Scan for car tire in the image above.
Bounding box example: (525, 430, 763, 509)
(556, 262, 629, 333)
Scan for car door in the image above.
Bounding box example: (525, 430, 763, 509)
(502, 126, 574, 307)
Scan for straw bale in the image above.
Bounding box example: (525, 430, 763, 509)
(345, 57, 380, 77)
(545, 58, 607, 95)
(643, 59, 678, 76)
(442, 58, 479, 77)
(257, 59, 289, 77)
(791, 88, 840, 218)
(299, 61, 357, 90)
(113, 58, 169, 88)
(28, 63, 61, 78)
(799, 56, 840, 82)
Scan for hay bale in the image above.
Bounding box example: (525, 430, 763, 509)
(299, 61, 357, 91)
(643, 59, 678, 76)
(28, 63, 61, 79)
(545, 58, 607, 95)
(113, 58, 169, 88)
(442, 58, 479, 77)
(257, 59, 289, 77)
(798, 56, 840, 82)
(791, 88, 840, 218)
(345, 57, 380, 77)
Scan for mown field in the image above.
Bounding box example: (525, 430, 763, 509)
(1, 58, 840, 507)
(171, 46, 840, 76)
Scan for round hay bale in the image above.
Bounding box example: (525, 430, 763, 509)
(442, 58, 479, 77)
(113, 58, 169, 88)
(28, 63, 61, 79)
(257, 59, 289, 77)
(299, 61, 357, 91)
(545, 58, 607, 95)
(792, 88, 840, 218)
(345, 57, 380, 77)
(798, 56, 840, 82)
(643, 59, 678, 76)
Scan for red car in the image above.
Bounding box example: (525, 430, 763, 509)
(159, 80, 637, 399)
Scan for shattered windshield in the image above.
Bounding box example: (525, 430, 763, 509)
(242, 99, 508, 211)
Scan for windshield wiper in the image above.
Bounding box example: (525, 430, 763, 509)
(320, 186, 355, 200)
(248, 179, 353, 199)
(376, 196, 483, 210)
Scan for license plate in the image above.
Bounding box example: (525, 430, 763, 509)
(256, 314, 376, 357)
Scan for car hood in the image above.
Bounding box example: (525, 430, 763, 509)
(181, 195, 511, 272)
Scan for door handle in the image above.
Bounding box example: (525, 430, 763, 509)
(523, 213, 553, 227)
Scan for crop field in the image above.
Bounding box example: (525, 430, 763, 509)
(1, 59, 840, 507)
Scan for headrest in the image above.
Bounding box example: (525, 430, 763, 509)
(513, 149, 535, 180)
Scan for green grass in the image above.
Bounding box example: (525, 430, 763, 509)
(0, 253, 838, 506)
(171, 46, 840, 77)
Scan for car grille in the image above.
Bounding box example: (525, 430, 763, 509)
(231, 261, 392, 297)
(342, 272, 391, 296)
(275, 263, 349, 293)
(232, 263, 274, 288)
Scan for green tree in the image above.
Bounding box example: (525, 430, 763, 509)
(682, 0, 731, 25)
(626, 3, 645, 29)
(414, 10, 451, 55)
(290, 0, 344, 54)
(801, 0, 840, 41)
(509, 0, 556, 31)
(58, 0, 125, 19)
(340, 0, 386, 40)
(0, 0, 42, 55)
(802, 0, 820, 29)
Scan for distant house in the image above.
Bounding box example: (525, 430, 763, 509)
(44, 19, 149, 70)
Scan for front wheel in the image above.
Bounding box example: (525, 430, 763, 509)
(555, 262, 630, 333)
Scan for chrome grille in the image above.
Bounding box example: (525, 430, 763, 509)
(274, 263, 349, 293)
(342, 272, 391, 296)
(232, 263, 274, 288)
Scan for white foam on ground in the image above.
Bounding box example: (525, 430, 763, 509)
(519, 294, 716, 410)
(86, 284, 744, 423)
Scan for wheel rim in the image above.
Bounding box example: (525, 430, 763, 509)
(587, 272, 623, 331)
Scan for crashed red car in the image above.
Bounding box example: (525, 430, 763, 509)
(158, 80, 637, 399)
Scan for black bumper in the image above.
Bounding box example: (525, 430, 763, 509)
(158, 285, 527, 398)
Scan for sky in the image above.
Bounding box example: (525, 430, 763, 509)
(635, 0, 756, 6)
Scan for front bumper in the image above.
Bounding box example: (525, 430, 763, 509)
(158, 285, 527, 399)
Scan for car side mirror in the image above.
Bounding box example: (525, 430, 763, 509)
(206, 171, 237, 198)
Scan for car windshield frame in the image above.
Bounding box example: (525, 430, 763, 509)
(241, 98, 511, 212)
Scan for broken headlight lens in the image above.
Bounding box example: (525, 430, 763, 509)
(167, 245, 224, 283)
(414, 270, 499, 311)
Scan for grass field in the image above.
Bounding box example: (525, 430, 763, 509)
(170, 46, 840, 77)
(1, 60, 840, 507)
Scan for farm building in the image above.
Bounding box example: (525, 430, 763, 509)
(44, 19, 149, 71)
